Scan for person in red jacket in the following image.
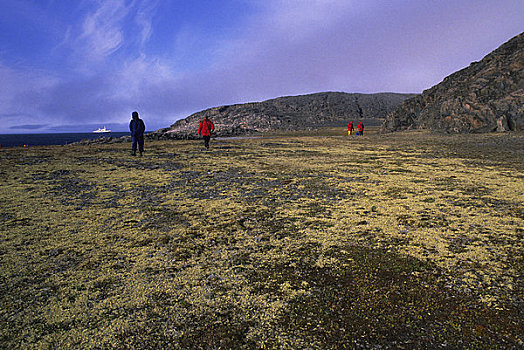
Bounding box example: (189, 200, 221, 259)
(347, 121, 354, 136)
(357, 121, 364, 136)
(198, 116, 214, 149)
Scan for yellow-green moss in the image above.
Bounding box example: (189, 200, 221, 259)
(1, 130, 522, 348)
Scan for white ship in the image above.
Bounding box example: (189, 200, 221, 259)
(93, 126, 111, 133)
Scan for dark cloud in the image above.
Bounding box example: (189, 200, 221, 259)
(9, 124, 47, 130)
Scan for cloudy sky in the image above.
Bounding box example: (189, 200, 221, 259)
(1, 0, 523, 133)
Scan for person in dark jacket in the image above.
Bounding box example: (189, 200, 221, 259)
(357, 121, 364, 136)
(198, 116, 214, 149)
(129, 111, 145, 156)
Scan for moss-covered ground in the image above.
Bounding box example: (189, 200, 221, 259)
(1, 128, 523, 349)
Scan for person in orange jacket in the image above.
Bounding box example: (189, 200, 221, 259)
(357, 121, 364, 136)
(348, 121, 354, 136)
(198, 116, 214, 149)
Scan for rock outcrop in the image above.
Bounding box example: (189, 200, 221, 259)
(382, 32, 524, 133)
(154, 92, 415, 138)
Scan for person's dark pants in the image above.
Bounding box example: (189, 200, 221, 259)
(203, 136, 211, 149)
(132, 134, 144, 154)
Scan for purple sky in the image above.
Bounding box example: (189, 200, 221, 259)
(1, 0, 523, 133)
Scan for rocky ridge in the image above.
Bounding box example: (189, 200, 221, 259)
(381, 32, 524, 133)
(153, 92, 415, 139)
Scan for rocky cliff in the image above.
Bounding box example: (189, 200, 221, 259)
(382, 32, 524, 133)
(154, 92, 415, 138)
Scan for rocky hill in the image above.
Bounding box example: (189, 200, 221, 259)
(153, 92, 415, 138)
(381, 32, 524, 133)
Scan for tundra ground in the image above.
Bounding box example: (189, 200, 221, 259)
(1, 128, 523, 349)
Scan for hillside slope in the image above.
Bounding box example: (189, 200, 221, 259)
(382, 32, 524, 133)
(155, 92, 415, 138)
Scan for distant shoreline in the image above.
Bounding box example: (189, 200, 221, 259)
(0, 132, 130, 148)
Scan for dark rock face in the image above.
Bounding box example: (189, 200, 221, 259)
(155, 92, 415, 138)
(382, 32, 524, 133)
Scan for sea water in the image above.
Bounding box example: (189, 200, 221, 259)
(0, 132, 130, 148)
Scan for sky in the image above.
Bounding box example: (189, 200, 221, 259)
(0, 0, 523, 134)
